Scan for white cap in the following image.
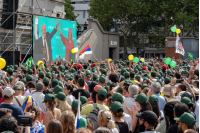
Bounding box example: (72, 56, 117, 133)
(3, 87, 15, 97)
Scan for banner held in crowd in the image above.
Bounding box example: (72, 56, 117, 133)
(175, 34, 185, 56)
(25, 57, 34, 69)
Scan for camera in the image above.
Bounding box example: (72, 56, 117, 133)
(176, 79, 183, 83)
(18, 115, 33, 127)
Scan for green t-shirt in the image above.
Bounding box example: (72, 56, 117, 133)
(80, 117, 87, 128)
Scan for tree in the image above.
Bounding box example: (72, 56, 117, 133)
(64, 0, 76, 21)
(88, 0, 199, 57)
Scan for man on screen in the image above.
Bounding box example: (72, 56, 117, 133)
(33, 22, 59, 63)
(58, 22, 74, 61)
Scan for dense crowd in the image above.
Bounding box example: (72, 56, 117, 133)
(0, 56, 199, 133)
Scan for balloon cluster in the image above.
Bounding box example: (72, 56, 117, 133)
(164, 57, 176, 68)
(71, 47, 79, 53)
(128, 55, 145, 63)
(171, 26, 181, 34)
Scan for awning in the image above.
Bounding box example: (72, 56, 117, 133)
(145, 50, 165, 53)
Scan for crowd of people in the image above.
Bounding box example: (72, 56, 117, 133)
(0, 56, 199, 133)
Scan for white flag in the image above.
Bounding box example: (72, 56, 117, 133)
(175, 34, 185, 56)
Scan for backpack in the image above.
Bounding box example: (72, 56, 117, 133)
(87, 103, 100, 130)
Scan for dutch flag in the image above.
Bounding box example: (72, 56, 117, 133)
(75, 93, 81, 129)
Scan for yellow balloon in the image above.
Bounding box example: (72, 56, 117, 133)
(140, 58, 145, 62)
(71, 49, 75, 53)
(108, 58, 112, 62)
(74, 47, 79, 53)
(0, 58, 6, 69)
(176, 29, 181, 34)
(128, 55, 134, 60)
(37, 61, 43, 66)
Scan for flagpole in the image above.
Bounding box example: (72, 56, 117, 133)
(22, 45, 32, 64)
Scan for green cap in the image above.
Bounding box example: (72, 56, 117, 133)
(52, 66, 57, 71)
(174, 112, 195, 126)
(135, 75, 140, 81)
(104, 86, 109, 92)
(26, 75, 33, 82)
(107, 81, 112, 86)
(194, 70, 199, 75)
(70, 68, 76, 73)
(112, 92, 123, 103)
(86, 70, 92, 76)
(43, 94, 56, 103)
(9, 77, 13, 83)
(101, 69, 107, 75)
(141, 84, 148, 90)
(110, 101, 123, 113)
(58, 81, 63, 87)
(167, 70, 172, 75)
(164, 77, 171, 84)
(13, 85, 23, 90)
(46, 72, 52, 78)
(54, 92, 66, 101)
(5, 77, 9, 83)
(20, 78, 26, 84)
(99, 76, 106, 83)
(39, 71, 44, 77)
(134, 93, 148, 104)
(121, 68, 127, 75)
(45, 68, 50, 72)
(142, 70, 146, 74)
(157, 74, 161, 79)
(92, 67, 96, 73)
(7, 68, 13, 73)
(52, 79, 58, 85)
(97, 89, 107, 100)
(14, 65, 18, 70)
(80, 96, 88, 104)
(148, 95, 158, 104)
(28, 69, 33, 74)
(123, 72, 130, 79)
(181, 97, 191, 105)
(43, 77, 49, 84)
(117, 87, 124, 94)
(72, 99, 82, 111)
(92, 74, 98, 80)
(51, 85, 63, 93)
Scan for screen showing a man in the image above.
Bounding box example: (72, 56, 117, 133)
(33, 22, 58, 63)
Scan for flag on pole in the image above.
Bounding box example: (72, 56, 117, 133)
(21, 96, 44, 122)
(75, 53, 78, 63)
(79, 45, 92, 59)
(187, 52, 193, 59)
(75, 93, 81, 129)
(175, 34, 185, 56)
(25, 57, 34, 68)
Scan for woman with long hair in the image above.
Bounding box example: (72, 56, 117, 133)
(110, 101, 129, 133)
(47, 119, 63, 133)
(55, 92, 71, 113)
(27, 104, 46, 133)
(155, 100, 180, 133)
(60, 110, 76, 133)
(63, 84, 75, 106)
(43, 94, 61, 128)
(148, 95, 161, 119)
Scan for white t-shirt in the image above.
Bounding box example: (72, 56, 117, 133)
(122, 97, 137, 114)
(13, 95, 25, 107)
(66, 95, 75, 106)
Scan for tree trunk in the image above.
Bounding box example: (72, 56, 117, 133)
(123, 19, 128, 60)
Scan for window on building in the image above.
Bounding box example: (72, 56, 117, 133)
(57, 13, 60, 18)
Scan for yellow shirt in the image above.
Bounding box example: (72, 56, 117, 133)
(130, 79, 139, 85)
(81, 103, 109, 117)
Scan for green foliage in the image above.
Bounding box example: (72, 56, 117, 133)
(88, 0, 199, 56)
(64, 0, 76, 21)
